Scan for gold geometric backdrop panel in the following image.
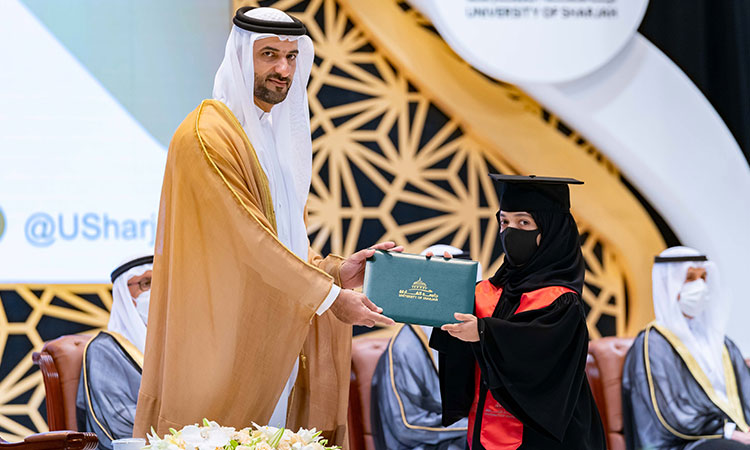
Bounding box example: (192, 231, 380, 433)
(335, 0, 664, 334)
(238, 0, 632, 337)
(0, 285, 110, 441)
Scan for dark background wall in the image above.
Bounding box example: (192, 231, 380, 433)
(639, 0, 750, 164)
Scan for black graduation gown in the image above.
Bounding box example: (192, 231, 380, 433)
(430, 291, 606, 449)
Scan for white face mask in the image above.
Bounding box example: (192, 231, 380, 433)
(678, 279, 709, 318)
(135, 290, 150, 325)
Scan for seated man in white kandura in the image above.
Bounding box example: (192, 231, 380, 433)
(623, 247, 750, 450)
(76, 255, 152, 450)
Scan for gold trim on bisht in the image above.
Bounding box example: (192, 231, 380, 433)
(82, 330, 144, 441)
(100, 330, 144, 368)
(196, 100, 277, 234)
(387, 324, 467, 432)
(644, 322, 749, 440)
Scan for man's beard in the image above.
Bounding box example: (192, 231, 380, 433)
(254, 73, 291, 105)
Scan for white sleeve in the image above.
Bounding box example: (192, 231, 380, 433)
(724, 422, 737, 439)
(316, 284, 340, 316)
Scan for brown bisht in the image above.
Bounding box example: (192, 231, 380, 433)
(133, 100, 351, 446)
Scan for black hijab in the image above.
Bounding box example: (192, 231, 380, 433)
(489, 210, 584, 300)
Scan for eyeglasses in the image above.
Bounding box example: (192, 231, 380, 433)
(127, 277, 151, 291)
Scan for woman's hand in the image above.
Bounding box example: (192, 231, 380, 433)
(425, 251, 453, 259)
(441, 313, 479, 342)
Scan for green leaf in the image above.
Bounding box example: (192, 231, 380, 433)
(169, 428, 178, 436)
(269, 427, 285, 448)
(203, 418, 211, 427)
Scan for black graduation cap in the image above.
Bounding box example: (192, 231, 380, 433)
(110, 255, 154, 283)
(489, 174, 583, 212)
(233, 7, 307, 35)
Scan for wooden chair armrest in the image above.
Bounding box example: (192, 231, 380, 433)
(31, 352, 66, 431)
(0, 431, 97, 450)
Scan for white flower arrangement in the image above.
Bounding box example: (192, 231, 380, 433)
(146, 419, 340, 450)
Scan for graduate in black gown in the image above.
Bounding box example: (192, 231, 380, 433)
(430, 175, 606, 450)
(623, 247, 750, 450)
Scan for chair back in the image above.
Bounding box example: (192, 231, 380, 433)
(32, 335, 92, 431)
(586, 337, 634, 450)
(348, 337, 390, 450)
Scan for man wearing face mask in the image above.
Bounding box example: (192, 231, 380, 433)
(76, 255, 152, 450)
(430, 175, 606, 449)
(623, 247, 750, 449)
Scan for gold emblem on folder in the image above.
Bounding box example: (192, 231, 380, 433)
(398, 277, 439, 302)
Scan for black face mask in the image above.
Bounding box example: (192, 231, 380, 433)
(501, 227, 540, 266)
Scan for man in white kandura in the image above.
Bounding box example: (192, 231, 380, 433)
(77, 255, 152, 450)
(133, 7, 399, 446)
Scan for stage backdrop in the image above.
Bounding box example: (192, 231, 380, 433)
(0, 0, 690, 439)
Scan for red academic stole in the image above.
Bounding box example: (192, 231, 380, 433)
(467, 280, 574, 450)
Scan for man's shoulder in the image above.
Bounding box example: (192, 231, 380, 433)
(172, 100, 246, 149)
(84, 331, 120, 361)
(194, 99, 241, 128)
(632, 325, 691, 367)
(636, 326, 670, 350)
(725, 336, 745, 359)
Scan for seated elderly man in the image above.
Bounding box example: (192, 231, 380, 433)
(623, 247, 750, 450)
(76, 256, 152, 450)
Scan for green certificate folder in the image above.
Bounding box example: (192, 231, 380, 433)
(363, 250, 478, 327)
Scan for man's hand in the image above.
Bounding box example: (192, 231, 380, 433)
(441, 313, 479, 342)
(330, 289, 395, 327)
(339, 241, 404, 289)
(731, 430, 750, 444)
